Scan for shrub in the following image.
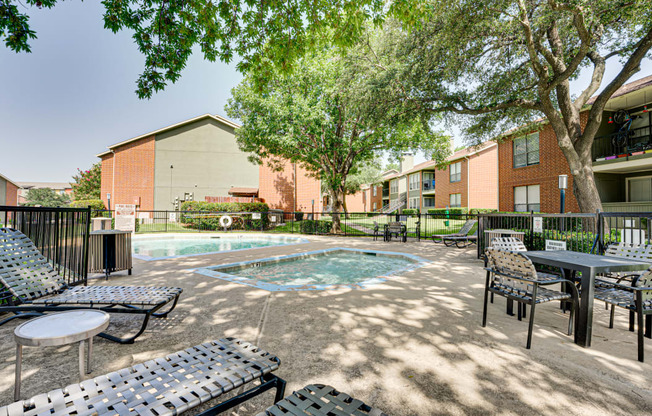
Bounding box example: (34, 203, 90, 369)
(402, 209, 419, 215)
(300, 220, 333, 234)
(70, 199, 106, 217)
(427, 208, 468, 215)
(179, 201, 270, 231)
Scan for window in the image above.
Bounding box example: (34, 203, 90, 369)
(409, 173, 420, 190)
(514, 185, 540, 212)
(390, 179, 398, 193)
(423, 197, 435, 207)
(450, 193, 461, 207)
(373, 202, 377, 211)
(373, 186, 377, 197)
(628, 177, 652, 202)
(450, 162, 461, 183)
(513, 132, 539, 168)
(409, 197, 420, 209)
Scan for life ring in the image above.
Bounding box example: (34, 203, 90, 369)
(219, 215, 233, 228)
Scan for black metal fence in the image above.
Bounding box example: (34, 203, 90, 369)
(1, 205, 91, 286)
(477, 211, 652, 258)
(92, 209, 479, 239)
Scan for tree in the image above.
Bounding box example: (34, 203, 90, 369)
(342, 159, 384, 214)
(226, 41, 450, 233)
(2, 0, 410, 98)
(383, 1, 652, 213)
(71, 162, 101, 200)
(23, 188, 70, 207)
(384, 161, 400, 172)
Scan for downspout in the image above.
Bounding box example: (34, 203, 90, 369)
(293, 162, 297, 213)
(110, 149, 116, 212)
(465, 156, 470, 209)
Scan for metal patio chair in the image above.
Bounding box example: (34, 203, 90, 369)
(385, 222, 407, 242)
(483, 248, 579, 349)
(0, 228, 182, 344)
(431, 220, 476, 244)
(373, 221, 381, 241)
(594, 271, 652, 362)
(443, 229, 477, 248)
(601, 242, 652, 284)
(1, 338, 286, 415)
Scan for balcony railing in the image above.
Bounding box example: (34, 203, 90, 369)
(592, 125, 652, 161)
(422, 180, 435, 191)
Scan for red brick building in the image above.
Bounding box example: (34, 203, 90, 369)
(434, 142, 499, 209)
(0, 173, 18, 206)
(497, 74, 652, 213)
(98, 114, 321, 212)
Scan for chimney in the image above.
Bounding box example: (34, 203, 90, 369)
(399, 152, 414, 173)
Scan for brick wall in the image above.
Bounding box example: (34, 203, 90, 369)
(205, 196, 264, 204)
(100, 136, 156, 211)
(468, 145, 499, 209)
(498, 114, 587, 213)
(259, 159, 321, 212)
(435, 159, 468, 208)
(5, 181, 18, 206)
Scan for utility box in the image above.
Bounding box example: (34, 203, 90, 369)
(92, 217, 112, 231)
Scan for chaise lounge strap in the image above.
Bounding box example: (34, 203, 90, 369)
(258, 384, 386, 416)
(1, 338, 280, 416)
(29, 286, 183, 306)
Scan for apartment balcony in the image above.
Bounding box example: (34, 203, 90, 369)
(382, 188, 390, 197)
(592, 125, 652, 173)
(422, 180, 436, 194)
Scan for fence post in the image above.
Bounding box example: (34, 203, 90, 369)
(82, 206, 91, 285)
(477, 214, 483, 259)
(165, 211, 168, 233)
(529, 211, 534, 249)
(596, 209, 602, 254)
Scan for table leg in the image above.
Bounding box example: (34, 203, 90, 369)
(14, 344, 22, 401)
(79, 340, 86, 380)
(87, 337, 93, 374)
(575, 267, 595, 347)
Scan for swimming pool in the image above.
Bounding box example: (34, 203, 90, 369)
(132, 234, 309, 260)
(194, 248, 428, 291)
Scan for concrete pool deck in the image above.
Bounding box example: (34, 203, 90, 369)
(0, 235, 650, 415)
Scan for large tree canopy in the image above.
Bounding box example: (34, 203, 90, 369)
(381, 0, 652, 212)
(226, 40, 449, 231)
(2, 0, 420, 98)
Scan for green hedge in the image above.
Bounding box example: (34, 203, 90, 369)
(70, 199, 105, 217)
(180, 201, 269, 212)
(179, 201, 270, 231)
(426, 208, 497, 215)
(300, 220, 333, 234)
(402, 209, 419, 215)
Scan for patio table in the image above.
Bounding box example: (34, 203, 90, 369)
(524, 250, 651, 347)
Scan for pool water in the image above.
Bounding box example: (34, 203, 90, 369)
(195, 248, 428, 291)
(132, 235, 307, 260)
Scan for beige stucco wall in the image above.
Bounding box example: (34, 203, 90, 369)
(153, 118, 259, 210)
(0, 178, 6, 205)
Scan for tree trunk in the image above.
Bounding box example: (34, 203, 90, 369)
(331, 187, 344, 234)
(342, 195, 350, 219)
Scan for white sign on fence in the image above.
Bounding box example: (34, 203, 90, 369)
(252, 213, 261, 220)
(545, 239, 567, 251)
(168, 212, 177, 222)
(533, 217, 543, 233)
(115, 204, 136, 232)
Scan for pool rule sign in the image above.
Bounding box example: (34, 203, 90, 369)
(115, 204, 136, 232)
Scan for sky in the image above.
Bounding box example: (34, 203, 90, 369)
(1, 2, 651, 182)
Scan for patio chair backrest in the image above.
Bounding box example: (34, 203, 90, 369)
(458, 220, 477, 236)
(605, 242, 652, 261)
(635, 268, 652, 303)
(485, 248, 537, 281)
(0, 228, 65, 302)
(491, 237, 526, 251)
(388, 222, 403, 232)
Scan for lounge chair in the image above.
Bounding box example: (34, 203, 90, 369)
(0, 228, 182, 344)
(431, 220, 477, 245)
(442, 229, 477, 248)
(257, 384, 387, 416)
(0, 338, 286, 415)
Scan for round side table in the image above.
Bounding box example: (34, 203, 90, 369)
(13, 310, 110, 401)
